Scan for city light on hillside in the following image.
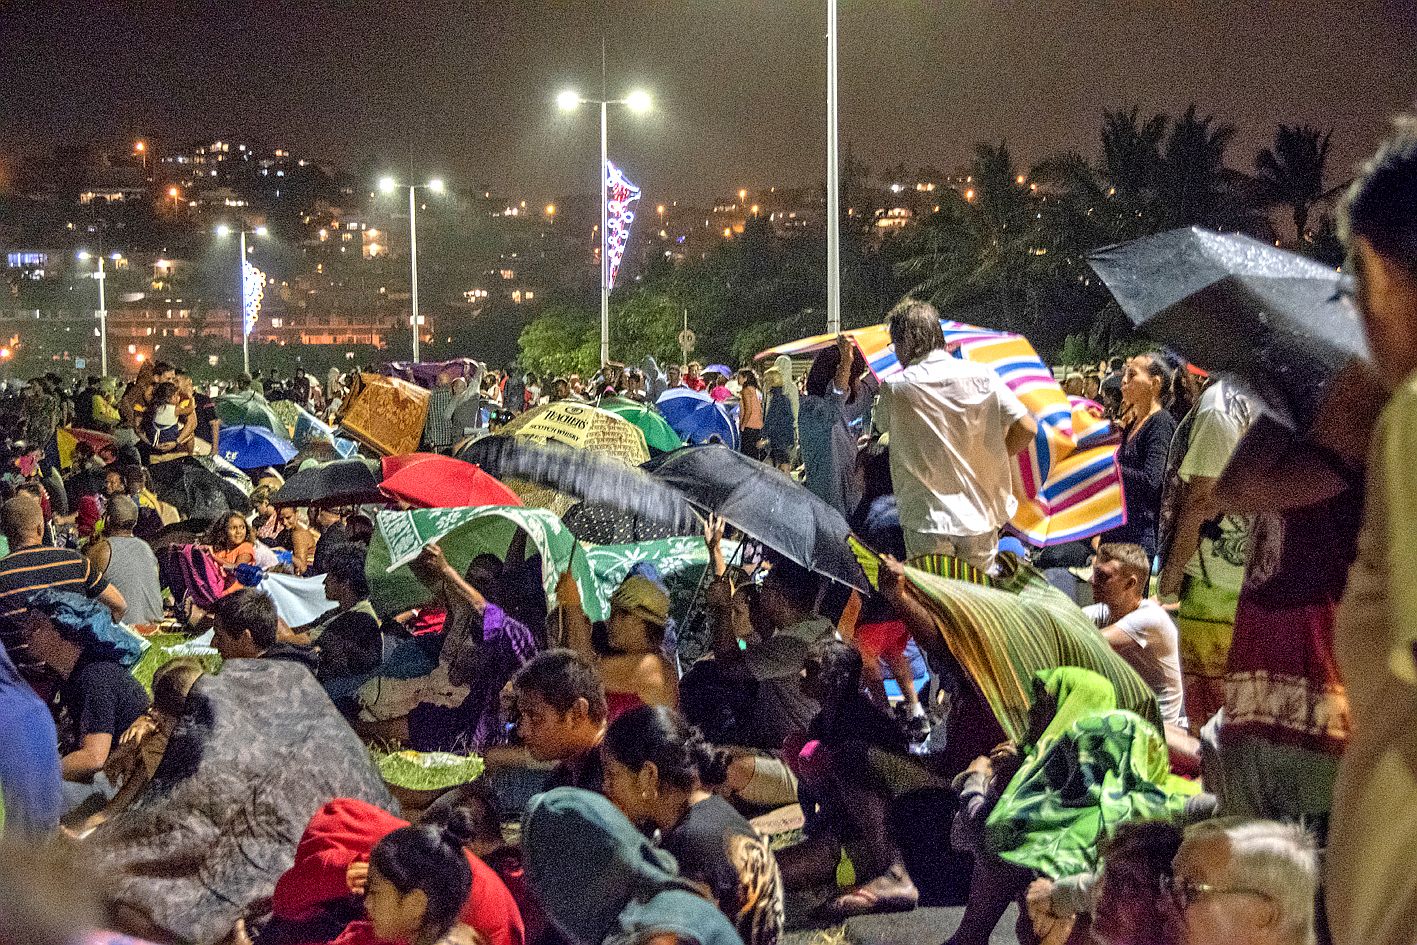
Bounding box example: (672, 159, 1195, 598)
(133, 140, 146, 153)
(378, 176, 397, 194)
(427, 178, 445, 194)
(545, 204, 557, 217)
(215, 223, 232, 237)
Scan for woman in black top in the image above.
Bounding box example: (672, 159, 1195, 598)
(601, 705, 785, 945)
(1102, 352, 1177, 558)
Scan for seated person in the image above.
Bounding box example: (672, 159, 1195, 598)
(355, 544, 537, 752)
(74, 657, 205, 833)
(505, 649, 609, 793)
(681, 549, 834, 753)
(1085, 543, 1186, 728)
(206, 512, 257, 591)
(555, 568, 677, 717)
(307, 543, 383, 683)
(267, 798, 525, 945)
(212, 588, 318, 672)
(24, 614, 149, 817)
(602, 705, 785, 945)
(522, 788, 743, 945)
(84, 495, 165, 628)
(1166, 818, 1319, 945)
(774, 640, 919, 921)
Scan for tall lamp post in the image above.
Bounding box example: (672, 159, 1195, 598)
(825, 0, 841, 336)
(379, 176, 445, 364)
(556, 85, 651, 368)
(77, 249, 121, 377)
(216, 223, 268, 375)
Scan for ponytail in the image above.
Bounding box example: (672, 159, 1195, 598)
(369, 809, 475, 945)
(604, 704, 725, 791)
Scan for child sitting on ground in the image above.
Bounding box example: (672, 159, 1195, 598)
(74, 657, 205, 833)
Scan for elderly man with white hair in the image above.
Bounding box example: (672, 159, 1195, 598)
(1167, 818, 1319, 945)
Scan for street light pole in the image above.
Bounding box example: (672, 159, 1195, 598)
(409, 184, 422, 364)
(599, 98, 610, 368)
(239, 228, 250, 375)
(826, 0, 841, 336)
(96, 254, 108, 377)
(557, 83, 651, 368)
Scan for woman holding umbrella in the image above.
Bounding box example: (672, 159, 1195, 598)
(1102, 353, 1178, 558)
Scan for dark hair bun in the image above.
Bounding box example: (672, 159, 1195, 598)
(440, 807, 478, 850)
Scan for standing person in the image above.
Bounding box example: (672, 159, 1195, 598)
(1085, 543, 1186, 727)
(424, 372, 457, 453)
(1325, 120, 1417, 945)
(798, 335, 870, 516)
(683, 362, 706, 392)
(449, 363, 486, 441)
(1207, 359, 1379, 835)
(83, 496, 164, 627)
(877, 301, 1036, 570)
(1101, 353, 1178, 558)
(762, 356, 799, 472)
(522, 787, 745, 945)
(665, 363, 685, 391)
(602, 705, 784, 945)
(1157, 374, 1254, 733)
(736, 369, 765, 460)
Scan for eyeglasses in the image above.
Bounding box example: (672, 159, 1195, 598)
(1162, 874, 1275, 911)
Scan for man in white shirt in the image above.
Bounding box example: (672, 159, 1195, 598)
(1085, 542, 1186, 727)
(877, 300, 1036, 571)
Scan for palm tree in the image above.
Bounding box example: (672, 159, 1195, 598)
(1255, 124, 1333, 244)
(895, 142, 1051, 333)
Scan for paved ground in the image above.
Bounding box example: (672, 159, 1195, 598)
(784, 905, 1022, 945)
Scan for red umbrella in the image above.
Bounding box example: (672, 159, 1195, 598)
(379, 455, 523, 509)
(381, 452, 443, 480)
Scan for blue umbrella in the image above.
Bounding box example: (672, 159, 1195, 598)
(218, 424, 299, 470)
(703, 363, 733, 378)
(656, 389, 739, 449)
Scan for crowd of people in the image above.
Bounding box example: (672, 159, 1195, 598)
(3, 119, 1417, 945)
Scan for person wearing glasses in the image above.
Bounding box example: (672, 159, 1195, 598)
(1167, 818, 1319, 945)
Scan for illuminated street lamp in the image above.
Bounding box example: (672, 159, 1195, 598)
(77, 249, 122, 377)
(378, 176, 446, 363)
(215, 224, 270, 374)
(557, 81, 652, 367)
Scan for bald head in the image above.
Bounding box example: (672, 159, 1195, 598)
(2, 494, 45, 548)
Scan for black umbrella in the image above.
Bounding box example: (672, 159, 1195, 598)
(460, 436, 699, 533)
(270, 458, 386, 508)
(148, 458, 252, 521)
(561, 502, 701, 545)
(1089, 226, 1369, 429)
(644, 444, 868, 591)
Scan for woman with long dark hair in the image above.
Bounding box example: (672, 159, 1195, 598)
(736, 368, 765, 461)
(1102, 352, 1178, 557)
(602, 705, 784, 945)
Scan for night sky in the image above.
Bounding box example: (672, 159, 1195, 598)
(3, 0, 1414, 204)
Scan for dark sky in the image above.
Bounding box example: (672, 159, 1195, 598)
(3, 0, 1415, 205)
